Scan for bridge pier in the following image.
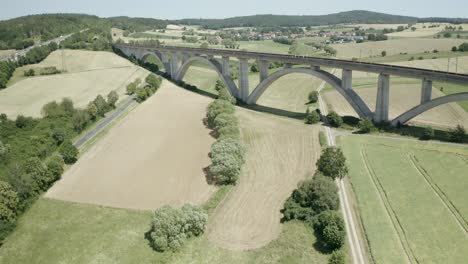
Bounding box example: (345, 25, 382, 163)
(239, 58, 250, 101)
(161, 52, 171, 76)
(259, 60, 269, 82)
(374, 74, 390, 122)
(181, 53, 190, 64)
(341, 69, 352, 90)
(171, 53, 181, 78)
(222, 56, 230, 77)
(420, 79, 432, 103)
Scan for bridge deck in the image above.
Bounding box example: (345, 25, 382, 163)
(115, 44, 468, 85)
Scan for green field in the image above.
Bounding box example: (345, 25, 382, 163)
(340, 135, 468, 264)
(0, 196, 329, 263)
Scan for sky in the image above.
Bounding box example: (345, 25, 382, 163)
(0, 0, 467, 21)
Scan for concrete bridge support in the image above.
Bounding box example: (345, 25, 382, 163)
(259, 60, 269, 82)
(161, 52, 171, 76)
(342, 69, 352, 90)
(374, 74, 390, 122)
(181, 53, 190, 64)
(171, 53, 181, 78)
(239, 58, 250, 101)
(222, 56, 230, 77)
(421, 79, 433, 103)
(284, 63, 293, 69)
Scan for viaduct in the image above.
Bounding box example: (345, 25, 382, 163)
(114, 43, 468, 126)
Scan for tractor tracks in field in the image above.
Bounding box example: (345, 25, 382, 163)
(408, 154, 468, 235)
(360, 148, 418, 264)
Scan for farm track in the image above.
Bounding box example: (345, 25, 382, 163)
(408, 154, 468, 234)
(360, 149, 417, 264)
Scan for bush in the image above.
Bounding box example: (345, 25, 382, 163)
(107, 90, 119, 108)
(51, 128, 66, 145)
(46, 155, 65, 181)
(135, 87, 148, 102)
(93, 95, 109, 116)
(308, 91, 319, 103)
(0, 181, 19, 223)
(217, 125, 240, 139)
(59, 140, 78, 164)
(305, 109, 320, 124)
(145, 74, 162, 90)
(206, 99, 235, 128)
(72, 110, 90, 132)
(210, 138, 245, 164)
(449, 125, 466, 143)
(126, 82, 137, 95)
(218, 87, 236, 104)
(213, 113, 238, 131)
(357, 118, 376, 133)
(329, 250, 346, 264)
(326, 112, 343, 128)
(316, 147, 348, 179)
(148, 204, 207, 252)
(210, 152, 243, 185)
(313, 210, 346, 251)
(420, 127, 435, 140)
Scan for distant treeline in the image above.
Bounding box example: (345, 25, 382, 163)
(417, 17, 468, 24)
(171, 10, 419, 29)
(0, 14, 168, 50)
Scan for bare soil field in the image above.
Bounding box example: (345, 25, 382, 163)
(46, 82, 216, 210)
(207, 108, 320, 250)
(0, 50, 148, 118)
(332, 38, 466, 59)
(323, 84, 468, 127)
(0, 49, 15, 58)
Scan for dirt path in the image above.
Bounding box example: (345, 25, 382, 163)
(207, 108, 320, 250)
(46, 82, 216, 210)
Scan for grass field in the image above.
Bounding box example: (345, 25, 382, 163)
(46, 81, 216, 210)
(0, 49, 149, 118)
(0, 197, 328, 264)
(208, 108, 320, 250)
(340, 135, 468, 264)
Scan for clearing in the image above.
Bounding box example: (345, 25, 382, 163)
(207, 108, 320, 250)
(0, 49, 149, 118)
(46, 81, 216, 210)
(340, 135, 468, 264)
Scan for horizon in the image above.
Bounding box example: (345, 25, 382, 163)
(1, 0, 467, 21)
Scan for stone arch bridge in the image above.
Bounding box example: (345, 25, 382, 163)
(114, 43, 468, 126)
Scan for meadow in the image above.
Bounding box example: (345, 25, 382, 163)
(340, 135, 468, 264)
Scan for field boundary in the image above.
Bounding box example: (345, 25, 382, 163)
(360, 148, 417, 264)
(409, 154, 468, 234)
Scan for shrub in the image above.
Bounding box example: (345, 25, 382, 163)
(46, 155, 65, 181)
(51, 128, 66, 145)
(0, 140, 10, 161)
(357, 118, 376, 133)
(210, 152, 242, 184)
(126, 82, 137, 95)
(305, 110, 320, 124)
(145, 74, 162, 90)
(316, 147, 348, 179)
(59, 140, 79, 164)
(449, 125, 466, 143)
(93, 95, 109, 116)
(135, 87, 148, 102)
(87, 102, 98, 120)
(206, 99, 235, 128)
(319, 131, 327, 147)
(107, 90, 119, 108)
(326, 112, 343, 128)
(24, 68, 35, 76)
(210, 138, 245, 164)
(218, 87, 236, 104)
(313, 210, 346, 251)
(308, 91, 319, 103)
(0, 181, 19, 223)
(72, 110, 90, 132)
(420, 126, 435, 140)
(148, 204, 207, 252)
(213, 112, 238, 131)
(218, 125, 240, 139)
(329, 250, 346, 264)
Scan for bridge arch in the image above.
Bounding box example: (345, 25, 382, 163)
(174, 56, 239, 98)
(246, 67, 372, 118)
(391, 92, 468, 126)
(140, 51, 170, 73)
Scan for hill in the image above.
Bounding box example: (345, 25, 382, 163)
(172, 10, 418, 29)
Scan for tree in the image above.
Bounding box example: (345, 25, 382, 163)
(326, 112, 343, 128)
(210, 138, 245, 164)
(46, 155, 65, 181)
(107, 91, 119, 108)
(308, 91, 319, 103)
(0, 181, 19, 223)
(210, 153, 242, 184)
(145, 74, 162, 90)
(206, 99, 235, 128)
(250, 63, 259, 73)
(316, 147, 348, 179)
(87, 102, 98, 120)
(449, 125, 466, 143)
(443, 32, 452, 38)
(0, 140, 10, 161)
(23, 157, 51, 191)
(200, 42, 209, 49)
(24, 68, 35, 76)
(459, 43, 468, 52)
(135, 87, 148, 102)
(381, 50, 387, 57)
(305, 110, 320, 124)
(15, 115, 34, 128)
(411, 27, 417, 31)
(148, 205, 207, 252)
(126, 82, 137, 95)
(213, 113, 239, 131)
(93, 95, 109, 116)
(313, 210, 346, 250)
(59, 140, 78, 164)
(72, 110, 89, 132)
(329, 250, 345, 264)
(357, 118, 375, 133)
(420, 127, 435, 140)
(51, 128, 66, 145)
(60, 97, 75, 115)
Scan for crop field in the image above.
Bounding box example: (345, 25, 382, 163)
(0, 198, 328, 264)
(0, 49, 149, 118)
(386, 23, 446, 38)
(388, 55, 468, 73)
(46, 81, 216, 210)
(340, 135, 468, 264)
(208, 108, 320, 250)
(331, 38, 466, 59)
